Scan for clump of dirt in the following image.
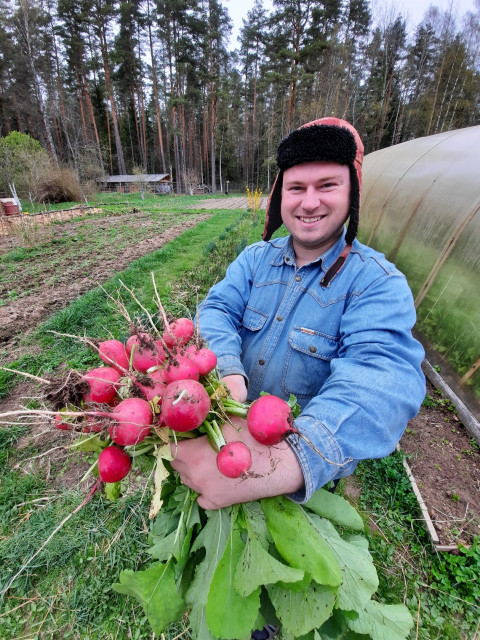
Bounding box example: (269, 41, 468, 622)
(400, 380, 480, 547)
(43, 369, 88, 410)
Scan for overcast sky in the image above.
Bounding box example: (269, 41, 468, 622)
(225, 0, 479, 49)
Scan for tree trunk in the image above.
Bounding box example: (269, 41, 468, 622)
(147, 0, 166, 173)
(96, 14, 126, 174)
(16, 1, 58, 162)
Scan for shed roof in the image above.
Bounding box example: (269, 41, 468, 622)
(99, 174, 170, 183)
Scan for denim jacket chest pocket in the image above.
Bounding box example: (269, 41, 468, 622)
(282, 328, 340, 399)
(241, 305, 269, 331)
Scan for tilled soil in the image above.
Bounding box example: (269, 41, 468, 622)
(400, 380, 480, 547)
(0, 207, 210, 363)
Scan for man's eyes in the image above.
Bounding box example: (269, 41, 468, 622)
(287, 183, 338, 191)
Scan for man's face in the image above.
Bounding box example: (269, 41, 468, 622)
(280, 161, 350, 264)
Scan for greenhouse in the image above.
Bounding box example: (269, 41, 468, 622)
(360, 126, 480, 421)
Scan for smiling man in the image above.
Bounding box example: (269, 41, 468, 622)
(173, 118, 424, 497)
(171, 117, 426, 639)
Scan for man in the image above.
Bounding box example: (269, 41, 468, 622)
(171, 117, 425, 511)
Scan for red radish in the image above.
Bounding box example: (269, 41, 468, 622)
(98, 446, 132, 483)
(164, 355, 200, 383)
(184, 345, 217, 376)
(82, 366, 121, 404)
(247, 395, 295, 445)
(163, 318, 195, 348)
(216, 441, 252, 478)
(134, 376, 167, 402)
(54, 413, 72, 431)
(98, 339, 129, 372)
(161, 379, 210, 432)
(150, 368, 169, 384)
(108, 397, 153, 446)
(126, 334, 165, 372)
(246, 395, 347, 468)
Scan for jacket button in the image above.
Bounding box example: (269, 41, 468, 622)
(295, 276, 301, 282)
(259, 359, 265, 365)
(277, 315, 283, 322)
(309, 346, 317, 353)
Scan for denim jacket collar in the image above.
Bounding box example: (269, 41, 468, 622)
(268, 229, 350, 275)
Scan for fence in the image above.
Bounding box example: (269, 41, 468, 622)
(0, 206, 96, 239)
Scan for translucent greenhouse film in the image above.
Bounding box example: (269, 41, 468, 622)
(359, 126, 480, 419)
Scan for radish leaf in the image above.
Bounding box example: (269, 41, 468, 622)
(306, 514, 379, 612)
(347, 601, 414, 639)
(206, 521, 261, 638)
(234, 526, 305, 596)
(261, 496, 342, 587)
(267, 580, 336, 637)
(104, 481, 121, 502)
(186, 508, 231, 639)
(112, 561, 185, 634)
(305, 488, 364, 531)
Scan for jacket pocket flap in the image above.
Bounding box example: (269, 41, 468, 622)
(289, 327, 339, 360)
(242, 306, 269, 331)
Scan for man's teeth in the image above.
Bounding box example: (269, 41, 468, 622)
(300, 216, 322, 223)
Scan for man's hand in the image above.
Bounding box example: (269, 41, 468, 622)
(170, 417, 304, 509)
(221, 374, 248, 403)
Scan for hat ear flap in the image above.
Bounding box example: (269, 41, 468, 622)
(263, 171, 284, 241)
(345, 165, 359, 245)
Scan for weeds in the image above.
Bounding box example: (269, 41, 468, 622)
(422, 391, 457, 412)
(355, 453, 480, 638)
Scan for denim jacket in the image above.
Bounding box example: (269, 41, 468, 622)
(197, 232, 426, 502)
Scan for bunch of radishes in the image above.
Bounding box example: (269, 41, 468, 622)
(0, 309, 333, 488)
(57, 333, 305, 488)
(53, 316, 225, 485)
(40, 300, 317, 488)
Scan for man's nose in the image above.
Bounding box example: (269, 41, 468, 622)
(301, 186, 319, 211)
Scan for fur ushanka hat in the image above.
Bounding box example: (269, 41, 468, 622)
(263, 117, 364, 286)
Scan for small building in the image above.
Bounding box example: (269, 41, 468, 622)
(98, 174, 172, 194)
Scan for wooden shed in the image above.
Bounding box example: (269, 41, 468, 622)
(98, 174, 172, 194)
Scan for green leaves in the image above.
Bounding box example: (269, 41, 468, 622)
(234, 525, 305, 597)
(185, 508, 232, 639)
(112, 561, 185, 635)
(306, 516, 378, 612)
(305, 488, 364, 531)
(347, 601, 414, 639)
(110, 485, 414, 640)
(261, 496, 343, 587)
(206, 523, 261, 638)
(267, 581, 336, 637)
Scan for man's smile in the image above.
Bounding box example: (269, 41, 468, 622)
(298, 215, 325, 224)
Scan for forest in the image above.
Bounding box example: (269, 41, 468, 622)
(1, 0, 480, 195)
